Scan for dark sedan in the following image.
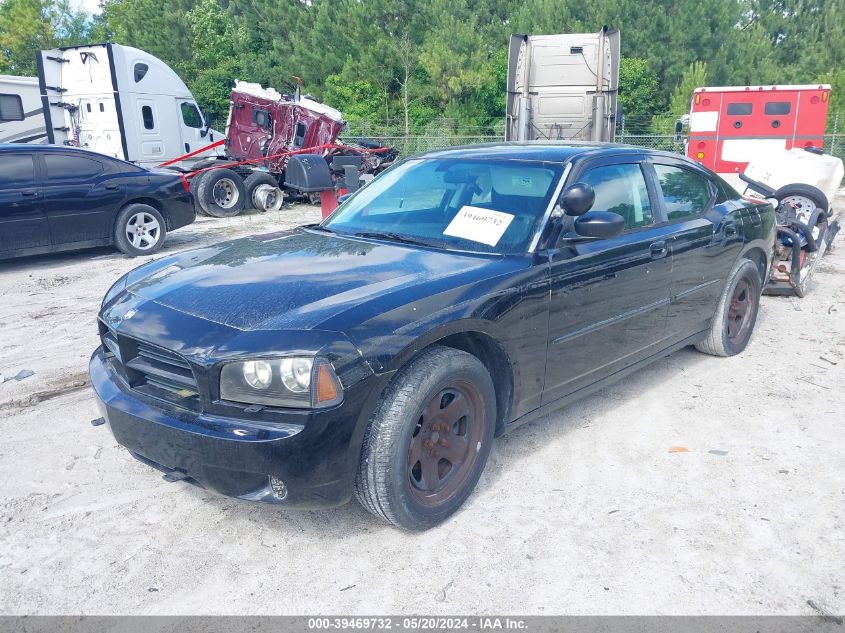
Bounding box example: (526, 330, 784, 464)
(89, 143, 775, 530)
(0, 144, 195, 259)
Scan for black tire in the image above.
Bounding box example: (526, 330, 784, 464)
(113, 203, 167, 257)
(695, 259, 762, 357)
(355, 346, 496, 531)
(196, 168, 246, 218)
(243, 172, 281, 211)
(775, 184, 829, 217)
(188, 171, 211, 216)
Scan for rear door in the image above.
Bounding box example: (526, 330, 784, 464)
(40, 151, 126, 246)
(0, 151, 50, 255)
(542, 155, 674, 403)
(649, 160, 741, 338)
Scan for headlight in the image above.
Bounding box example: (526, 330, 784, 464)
(219, 357, 343, 409)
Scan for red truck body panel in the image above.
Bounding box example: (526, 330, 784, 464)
(687, 84, 830, 180)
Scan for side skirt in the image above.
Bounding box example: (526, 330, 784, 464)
(503, 330, 708, 434)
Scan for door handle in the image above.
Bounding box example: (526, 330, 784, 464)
(20, 190, 38, 196)
(105, 184, 120, 190)
(649, 240, 668, 259)
(185, 143, 190, 153)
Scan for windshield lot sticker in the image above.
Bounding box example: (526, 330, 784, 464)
(443, 206, 515, 246)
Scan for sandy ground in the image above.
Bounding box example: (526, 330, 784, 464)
(0, 201, 843, 616)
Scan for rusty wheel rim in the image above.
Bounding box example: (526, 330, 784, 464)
(726, 276, 754, 344)
(407, 381, 485, 506)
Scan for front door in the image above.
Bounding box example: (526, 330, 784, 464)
(0, 152, 49, 255)
(542, 158, 674, 403)
(178, 100, 213, 155)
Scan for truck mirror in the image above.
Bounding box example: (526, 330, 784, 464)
(673, 119, 683, 143)
(200, 111, 212, 138)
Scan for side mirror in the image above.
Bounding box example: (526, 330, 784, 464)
(337, 193, 352, 205)
(673, 119, 684, 143)
(560, 182, 595, 216)
(574, 211, 625, 239)
(200, 111, 212, 138)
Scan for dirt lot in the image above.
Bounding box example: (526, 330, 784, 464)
(0, 202, 843, 616)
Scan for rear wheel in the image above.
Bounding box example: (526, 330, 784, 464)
(244, 172, 283, 211)
(695, 259, 761, 357)
(114, 203, 166, 256)
(196, 168, 246, 217)
(355, 346, 496, 531)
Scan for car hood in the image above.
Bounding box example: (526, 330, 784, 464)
(125, 228, 510, 331)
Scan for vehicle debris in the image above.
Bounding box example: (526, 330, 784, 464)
(807, 599, 844, 625)
(669, 446, 690, 453)
(708, 449, 728, 456)
(14, 369, 34, 381)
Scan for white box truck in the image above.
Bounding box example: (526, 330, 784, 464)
(506, 27, 620, 142)
(35, 43, 223, 167)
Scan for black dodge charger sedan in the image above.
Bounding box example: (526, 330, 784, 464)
(90, 143, 775, 530)
(0, 144, 195, 259)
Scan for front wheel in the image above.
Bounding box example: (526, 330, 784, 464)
(355, 346, 496, 531)
(113, 204, 166, 256)
(695, 258, 762, 357)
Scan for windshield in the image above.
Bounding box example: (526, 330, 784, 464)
(322, 158, 564, 254)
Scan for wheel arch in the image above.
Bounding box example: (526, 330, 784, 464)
(739, 243, 770, 284)
(116, 198, 169, 229)
(380, 323, 515, 437)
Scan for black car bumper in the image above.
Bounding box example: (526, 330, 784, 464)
(165, 193, 196, 232)
(89, 347, 380, 508)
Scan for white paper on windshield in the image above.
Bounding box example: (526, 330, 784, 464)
(443, 206, 515, 247)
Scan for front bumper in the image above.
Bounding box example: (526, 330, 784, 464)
(89, 347, 380, 508)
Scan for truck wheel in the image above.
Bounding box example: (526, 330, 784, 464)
(244, 172, 283, 211)
(355, 346, 496, 531)
(695, 259, 762, 357)
(188, 171, 211, 215)
(197, 168, 246, 217)
(775, 184, 829, 218)
(114, 204, 167, 257)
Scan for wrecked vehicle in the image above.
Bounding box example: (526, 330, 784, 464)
(89, 144, 774, 530)
(737, 147, 842, 297)
(188, 81, 398, 217)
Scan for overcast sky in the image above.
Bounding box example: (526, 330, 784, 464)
(72, 0, 102, 15)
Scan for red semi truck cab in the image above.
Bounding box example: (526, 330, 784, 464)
(686, 84, 830, 189)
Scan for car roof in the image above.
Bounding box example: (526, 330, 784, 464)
(411, 141, 687, 164)
(0, 143, 132, 163)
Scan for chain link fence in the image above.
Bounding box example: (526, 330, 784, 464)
(342, 112, 845, 162)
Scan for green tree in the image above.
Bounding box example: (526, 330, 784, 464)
(669, 61, 708, 115)
(618, 57, 663, 117)
(0, 0, 88, 75)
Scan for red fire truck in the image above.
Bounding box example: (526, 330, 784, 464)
(683, 84, 831, 190)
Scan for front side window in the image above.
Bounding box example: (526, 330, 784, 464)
(324, 158, 563, 254)
(0, 154, 35, 185)
(578, 163, 653, 229)
(45, 154, 104, 180)
(141, 105, 155, 130)
(0, 94, 24, 122)
(293, 122, 308, 148)
(654, 164, 712, 220)
(180, 102, 203, 128)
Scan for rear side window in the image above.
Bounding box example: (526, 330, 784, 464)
(726, 102, 752, 116)
(141, 105, 155, 130)
(0, 154, 35, 185)
(578, 163, 654, 229)
(0, 94, 24, 122)
(44, 154, 104, 180)
(654, 165, 713, 220)
(765, 102, 791, 115)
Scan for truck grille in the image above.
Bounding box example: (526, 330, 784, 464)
(99, 321, 200, 410)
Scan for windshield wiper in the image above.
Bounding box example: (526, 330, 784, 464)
(353, 231, 430, 247)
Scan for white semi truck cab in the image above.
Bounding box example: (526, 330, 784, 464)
(506, 27, 620, 143)
(37, 43, 223, 168)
